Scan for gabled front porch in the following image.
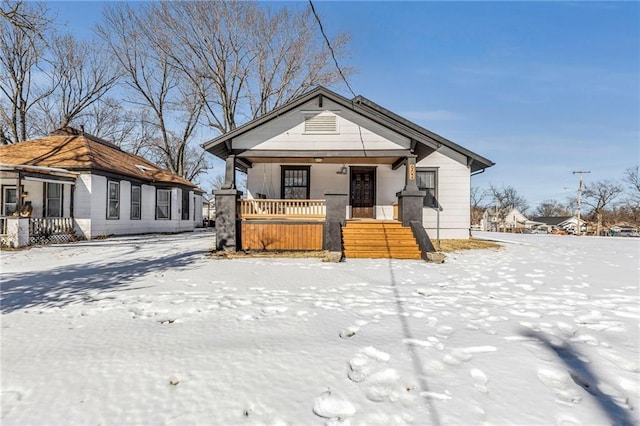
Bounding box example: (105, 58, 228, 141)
(215, 152, 432, 258)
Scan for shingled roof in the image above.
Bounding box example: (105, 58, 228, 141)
(0, 127, 201, 191)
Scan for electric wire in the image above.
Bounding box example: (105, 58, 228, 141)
(308, 0, 356, 98)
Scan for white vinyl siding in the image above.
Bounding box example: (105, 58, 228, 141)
(233, 99, 410, 152)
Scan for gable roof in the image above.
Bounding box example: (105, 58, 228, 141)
(532, 216, 575, 226)
(0, 127, 201, 191)
(202, 86, 494, 173)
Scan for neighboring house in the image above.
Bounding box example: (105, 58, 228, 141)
(481, 208, 541, 232)
(203, 86, 494, 258)
(0, 127, 203, 246)
(532, 216, 587, 234)
(202, 195, 216, 226)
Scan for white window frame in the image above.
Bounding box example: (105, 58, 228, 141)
(131, 185, 141, 220)
(2, 186, 17, 216)
(107, 180, 120, 220)
(156, 188, 171, 220)
(45, 182, 63, 217)
(416, 168, 438, 208)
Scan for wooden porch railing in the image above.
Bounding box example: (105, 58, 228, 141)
(239, 199, 326, 220)
(29, 217, 75, 244)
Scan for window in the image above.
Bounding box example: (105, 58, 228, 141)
(131, 186, 141, 220)
(2, 186, 17, 216)
(181, 189, 190, 220)
(281, 166, 310, 199)
(156, 188, 171, 220)
(107, 180, 120, 219)
(45, 183, 62, 217)
(416, 169, 438, 208)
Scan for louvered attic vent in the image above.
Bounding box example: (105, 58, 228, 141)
(304, 114, 338, 134)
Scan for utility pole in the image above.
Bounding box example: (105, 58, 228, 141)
(573, 170, 591, 236)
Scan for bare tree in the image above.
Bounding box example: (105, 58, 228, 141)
(98, 4, 207, 179)
(32, 34, 120, 133)
(0, 0, 49, 31)
(0, 0, 53, 143)
(534, 199, 570, 217)
(623, 165, 640, 208)
(583, 179, 624, 235)
(470, 186, 488, 226)
(146, 1, 351, 133)
(489, 184, 529, 221)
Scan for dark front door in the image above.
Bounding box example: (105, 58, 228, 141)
(350, 167, 376, 219)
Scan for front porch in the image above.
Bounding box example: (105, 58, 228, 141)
(0, 164, 78, 248)
(1, 216, 76, 248)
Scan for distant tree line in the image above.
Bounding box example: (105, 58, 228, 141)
(0, 0, 351, 184)
(472, 166, 640, 233)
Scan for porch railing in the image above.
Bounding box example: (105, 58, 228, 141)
(29, 217, 75, 245)
(239, 199, 326, 220)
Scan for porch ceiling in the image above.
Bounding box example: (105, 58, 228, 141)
(243, 156, 401, 165)
(239, 149, 413, 166)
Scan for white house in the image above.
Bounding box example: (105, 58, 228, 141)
(0, 127, 204, 246)
(482, 208, 541, 232)
(203, 87, 494, 258)
(532, 216, 587, 234)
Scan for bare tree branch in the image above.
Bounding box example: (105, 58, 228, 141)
(0, 0, 54, 142)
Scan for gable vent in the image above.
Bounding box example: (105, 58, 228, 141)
(304, 114, 338, 134)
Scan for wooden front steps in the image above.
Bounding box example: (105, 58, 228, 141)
(342, 220, 422, 259)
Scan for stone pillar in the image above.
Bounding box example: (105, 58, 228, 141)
(325, 192, 348, 226)
(323, 192, 348, 254)
(222, 155, 236, 189)
(6, 218, 29, 248)
(214, 189, 242, 251)
(397, 156, 425, 227)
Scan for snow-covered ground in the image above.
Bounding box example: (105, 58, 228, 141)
(1, 230, 638, 425)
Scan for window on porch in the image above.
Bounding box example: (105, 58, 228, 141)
(45, 183, 62, 217)
(281, 166, 310, 199)
(416, 169, 438, 208)
(2, 186, 17, 216)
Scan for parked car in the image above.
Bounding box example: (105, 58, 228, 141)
(550, 229, 567, 235)
(530, 228, 548, 234)
(618, 229, 640, 237)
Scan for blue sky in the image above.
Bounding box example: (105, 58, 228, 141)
(49, 1, 639, 210)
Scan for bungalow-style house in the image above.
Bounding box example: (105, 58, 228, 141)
(481, 207, 542, 232)
(0, 127, 204, 247)
(532, 216, 587, 234)
(203, 87, 494, 259)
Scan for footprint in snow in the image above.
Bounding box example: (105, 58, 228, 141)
(470, 368, 489, 393)
(536, 368, 582, 404)
(442, 349, 472, 366)
(348, 346, 390, 382)
(312, 390, 356, 421)
(363, 368, 401, 402)
(339, 325, 359, 339)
